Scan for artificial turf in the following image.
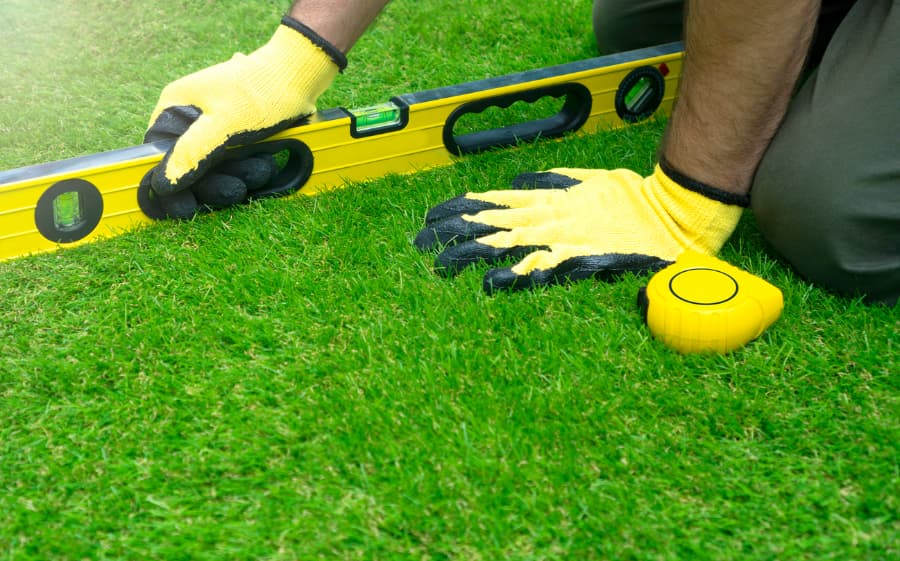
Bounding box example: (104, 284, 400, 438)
(1, 1, 897, 559)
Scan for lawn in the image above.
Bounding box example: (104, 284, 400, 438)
(0, 1, 897, 560)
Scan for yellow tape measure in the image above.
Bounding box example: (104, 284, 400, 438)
(638, 251, 783, 353)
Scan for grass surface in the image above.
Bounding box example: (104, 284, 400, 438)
(1, 1, 898, 560)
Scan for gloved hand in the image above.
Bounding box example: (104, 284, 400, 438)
(144, 17, 346, 218)
(414, 160, 748, 293)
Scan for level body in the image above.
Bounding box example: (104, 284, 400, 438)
(0, 43, 683, 262)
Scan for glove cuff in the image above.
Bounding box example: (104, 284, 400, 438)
(281, 16, 348, 72)
(658, 157, 750, 208)
(651, 163, 744, 256)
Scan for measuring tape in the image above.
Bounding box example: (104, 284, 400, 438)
(0, 42, 683, 262)
(638, 251, 784, 353)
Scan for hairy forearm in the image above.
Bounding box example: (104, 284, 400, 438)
(662, 0, 820, 194)
(290, 0, 391, 53)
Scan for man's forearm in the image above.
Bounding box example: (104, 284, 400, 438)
(290, 0, 391, 53)
(662, 0, 821, 195)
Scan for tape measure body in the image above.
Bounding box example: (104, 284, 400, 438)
(639, 251, 783, 353)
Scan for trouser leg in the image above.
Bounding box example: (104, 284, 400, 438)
(592, 0, 683, 53)
(751, 0, 900, 305)
(591, 0, 858, 56)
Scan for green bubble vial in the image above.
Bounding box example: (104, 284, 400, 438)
(350, 102, 403, 133)
(624, 77, 653, 112)
(53, 191, 83, 230)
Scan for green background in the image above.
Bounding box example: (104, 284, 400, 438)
(0, 1, 897, 559)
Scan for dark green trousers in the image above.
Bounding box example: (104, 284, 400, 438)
(592, 0, 899, 305)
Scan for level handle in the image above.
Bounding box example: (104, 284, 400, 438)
(236, 138, 314, 199)
(442, 83, 592, 156)
(137, 138, 313, 219)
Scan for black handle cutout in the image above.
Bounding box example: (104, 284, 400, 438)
(138, 138, 314, 220)
(443, 83, 592, 156)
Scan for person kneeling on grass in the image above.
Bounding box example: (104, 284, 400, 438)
(144, 0, 899, 306)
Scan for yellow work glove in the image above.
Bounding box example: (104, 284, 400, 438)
(414, 161, 747, 293)
(144, 17, 345, 218)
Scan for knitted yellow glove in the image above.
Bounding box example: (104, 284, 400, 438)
(414, 161, 747, 293)
(144, 17, 344, 212)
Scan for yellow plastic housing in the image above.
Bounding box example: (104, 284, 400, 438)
(642, 251, 784, 353)
(0, 44, 683, 262)
(0, 43, 683, 261)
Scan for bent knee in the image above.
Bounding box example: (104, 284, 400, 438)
(753, 163, 900, 306)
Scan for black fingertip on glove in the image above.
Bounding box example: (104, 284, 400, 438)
(414, 195, 509, 251)
(193, 174, 248, 209)
(149, 153, 282, 219)
(422, 194, 506, 225)
(482, 253, 672, 294)
(143, 105, 202, 145)
(510, 171, 580, 190)
(434, 241, 547, 278)
(154, 189, 200, 220)
(218, 155, 279, 191)
(144, 105, 206, 197)
(414, 217, 508, 251)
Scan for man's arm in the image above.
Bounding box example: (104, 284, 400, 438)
(289, 0, 392, 53)
(143, 0, 392, 216)
(662, 0, 821, 195)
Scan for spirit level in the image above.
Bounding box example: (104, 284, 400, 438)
(0, 42, 682, 262)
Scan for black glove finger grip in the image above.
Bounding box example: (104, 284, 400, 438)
(435, 241, 547, 276)
(144, 106, 205, 197)
(143, 105, 202, 143)
(193, 174, 249, 209)
(483, 252, 673, 294)
(155, 189, 199, 220)
(423, 194, 506, 225)
(414, 217, 507, 250)
(511, 171, 580, 190)
(215, 155, 279, 192)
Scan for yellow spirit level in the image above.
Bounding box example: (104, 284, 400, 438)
(0, 42, 683, 262)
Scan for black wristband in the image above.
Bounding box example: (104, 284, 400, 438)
(281, 15, 348, 72)
(658, 156, 751, 208)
